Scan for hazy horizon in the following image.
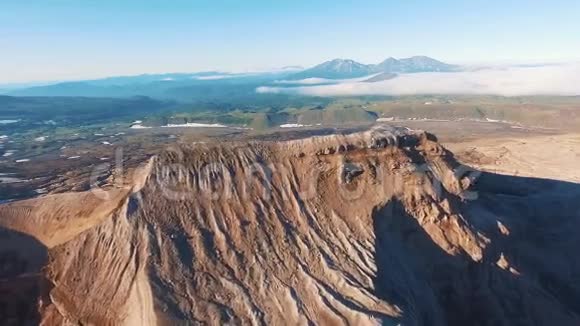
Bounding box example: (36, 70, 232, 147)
(2, 0, 580, 83)
(1, 57, 579, 87)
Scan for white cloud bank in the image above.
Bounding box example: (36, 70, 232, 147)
(195, 75, 238, 80)
(257, 64, 580, 97)
(274, 74, 380, 86)
(275, 77, 335, 85)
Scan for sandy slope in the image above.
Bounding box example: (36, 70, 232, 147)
(448, 133, 580, 183)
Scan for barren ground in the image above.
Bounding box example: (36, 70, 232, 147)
(447, 133, 580, 183)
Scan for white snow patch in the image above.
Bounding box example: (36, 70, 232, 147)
(0, 120, 19, 124)
(130, 122, 237, 129)
(0, 176, 25, 183)
(130, 124, 151, 129)
(376, 117, 395, 122)
(34, 136, 47, 142)
(162, 123, 227, 128)
(280, 123, 312, 128)
(15, 159, 30, 163)
(101, 141, 112, 145)
(67, 156, 81, 160)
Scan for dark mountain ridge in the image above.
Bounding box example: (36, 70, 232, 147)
(5, 57, 458, 99)
(289, 56, 458, 80)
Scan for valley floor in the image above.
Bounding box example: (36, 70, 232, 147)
(448, 133, 580, 183)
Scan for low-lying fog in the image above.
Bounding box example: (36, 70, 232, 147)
(257, 63, 580, 97)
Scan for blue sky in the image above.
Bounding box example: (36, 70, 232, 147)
(1, 0, 580, 83)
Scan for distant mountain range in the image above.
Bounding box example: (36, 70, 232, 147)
(288, 56, 458, 80)
(3, 56, 458, 100)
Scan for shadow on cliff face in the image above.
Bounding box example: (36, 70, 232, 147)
(466, 172, 580, 317)
(373, 172, 580, 326)
(0, 226, 48, 325)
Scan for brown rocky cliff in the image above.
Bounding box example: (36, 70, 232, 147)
(1, 126, 580, 325)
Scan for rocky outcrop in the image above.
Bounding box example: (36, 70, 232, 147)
(1, 126, 580, 325)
